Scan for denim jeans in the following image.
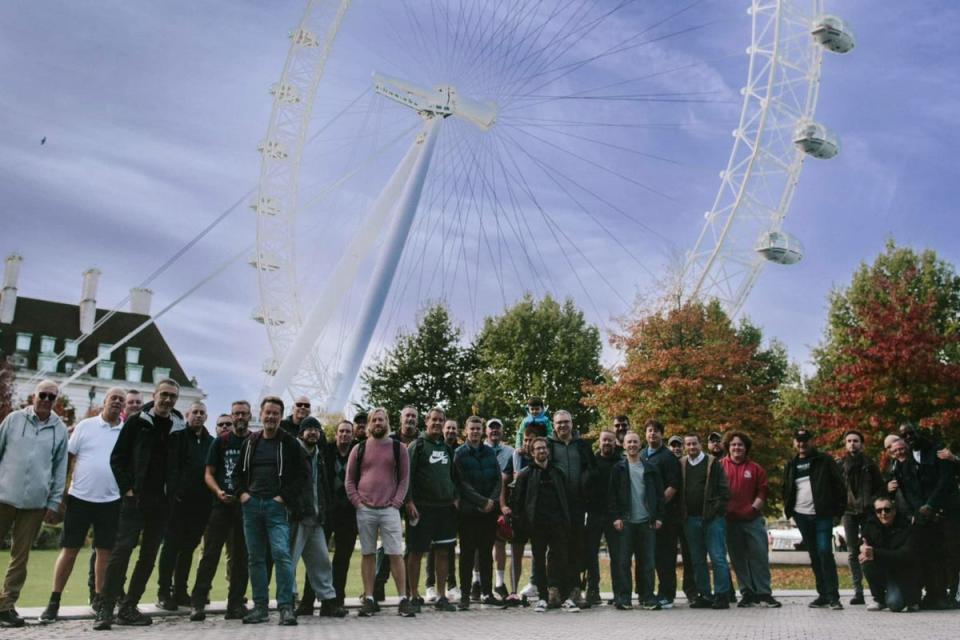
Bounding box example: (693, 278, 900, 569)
(617, 521, 656, 603)
(793, 513, 839, 601)
(841, 513, 865, 594)
(585, 512, 620, 594)
(242, 496, 294, 609)
(725, 517, 772, 596)
(684, 516, 730, 599)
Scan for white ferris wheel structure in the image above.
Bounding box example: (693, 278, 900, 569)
(250, 0, 856, 413)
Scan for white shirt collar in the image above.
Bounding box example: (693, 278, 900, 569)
(687, 452, 706, 466)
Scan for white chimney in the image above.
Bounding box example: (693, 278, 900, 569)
(79, 268, 100, 334)
(0, 254, 23, 324)
(129, 287, 153, 315)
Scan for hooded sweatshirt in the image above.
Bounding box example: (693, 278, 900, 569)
(721, 456, 768, 521)
(406, 433, 459, 507)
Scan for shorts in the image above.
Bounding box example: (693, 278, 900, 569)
(407, 504, 457, 553)
(60, 495, 122, 549)
(356, 506, 404, 555)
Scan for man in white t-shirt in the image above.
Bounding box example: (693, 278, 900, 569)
(39, 387, 126, 623)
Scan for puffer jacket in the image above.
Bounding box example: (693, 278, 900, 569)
(0, 407, 68, 510)
(455, 441, 501, 514)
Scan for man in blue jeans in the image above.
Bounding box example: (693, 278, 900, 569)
(782, 427, 846, 610)
(233, 396, 308, 626)
(680, 434, 731, 609)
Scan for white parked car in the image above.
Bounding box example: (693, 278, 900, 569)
(768, 525, 847, 552)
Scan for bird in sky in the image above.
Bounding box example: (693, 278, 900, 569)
(41, 136, 46, 145)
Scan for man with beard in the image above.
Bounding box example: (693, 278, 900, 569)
(485, 419, 513, 599)
(839, 430, 884, 606)
(501, 429, 537, 604)
(425, 419, 461, 602)
(584, 430, 621, 606)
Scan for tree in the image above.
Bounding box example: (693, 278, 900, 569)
(360, 303, 474, 421)
(809, 242, 960, 453)
(585, 299, 790, 505)
(0, 360, 13, 423)
(471, 294, 603, 436)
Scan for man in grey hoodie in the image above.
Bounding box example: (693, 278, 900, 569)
(0, 380, 68, 628)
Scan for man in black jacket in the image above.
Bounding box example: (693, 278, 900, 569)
(155, 402, 213, 610)
(860, 497, 921, 612)
(640, 419, 683, 608)
(584, 430, 621, 606)
(512, 437, 577, 612)
(608, 432, 663, 610)
(95, 379, 181, 630)
(782, 428, 845, 610)
(234, 396, 308, 626)
(839, 429, 884, 605)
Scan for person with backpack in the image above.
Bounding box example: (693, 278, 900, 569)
(345, 407, 415, 618)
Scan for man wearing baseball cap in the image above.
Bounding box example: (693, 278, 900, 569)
(707, 432, 725, 459)
(782, 428, 845, 610)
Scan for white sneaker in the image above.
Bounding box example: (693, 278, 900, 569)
(425, 586, 439, 603)
(534, 599, 547, 613)
(446, 586, 462, 601)
(519, 583, 539, 598)
(867, 602, 886, 611)
(561, 599, 580, 612)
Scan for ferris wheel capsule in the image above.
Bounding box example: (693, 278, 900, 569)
(756, 230, 803, 265)
(812, 15, 855, 54)
(794, 121, 840, 159)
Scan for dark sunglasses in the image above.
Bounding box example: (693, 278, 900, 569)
(217, 422, 233, 428)
(613, 422, 628, 428)
(38, 392, 58, 401)
(295, 402, 311, 409)
(875, 507, 894, 514)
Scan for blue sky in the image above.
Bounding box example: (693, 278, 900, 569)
(1, 1, 958, 420)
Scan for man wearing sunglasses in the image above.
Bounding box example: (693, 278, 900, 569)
(0, 380, 68, 628)
(280, 396, 319, 442)
(860, 497, 921, 612)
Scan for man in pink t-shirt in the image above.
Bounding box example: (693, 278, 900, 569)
(345, 407, 414, 618)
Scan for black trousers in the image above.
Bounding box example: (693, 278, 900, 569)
(191, 503, 248, 608)
(654, 517, 681, 601)
(156, 498, 211, 597)
(101, 496, 169, 607)
(531, 521, 570, 598)
(567, 509, 586, 591)
(458, 512, 497, 595)
(584, 511, 617, 593)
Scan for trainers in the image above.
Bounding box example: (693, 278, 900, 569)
(519, 582, 538, 598)
(92, 604, 114, 631)
(471, 581, 482, 602)
(117, 605, 152, 626)
(642, 598, 662, 611)
(424, 586, 438, 603)
(0, 609, 26, 628)
(295, 596, 315, 617)
(758, 594, 782, 608)
(712, 595, 730, 610)
(737, 592, 757, 608)
(586, 588, 602, 606)
(242, 606, 269, 624)
(410, 596, 423, 614)
(906, 603, 920, 612)
(447, 586, 462, 601)
(481, 594, 501, 608)
(358, 597, 378, 617)
(533, 599, 548, 613)
(808, 596, 830, 608)
(850, 593, 865, 605)
(91, 593, 103, 615)
(658, 597, 674, 609)
(867, 601, 887, 611)
(829, 600, 844, 610)
(278, 607, 297, 626)
(39, 601, 60, 623)
(225, 603, 249, 619)
(190, 605, 206, 622)
(615, 601, 633, 610)
(689, 597, 714, 609)
(504, 594, 522, 607)
(398, 596, 416, 618)
(458, 595, 471, 611)
(319, 600, 348, 618)
(156, 592, 178, 612)
(435, 596, 457, 612)
(561, 598, 580, 612)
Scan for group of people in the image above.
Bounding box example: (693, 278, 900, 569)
(1, 381, 958, 630)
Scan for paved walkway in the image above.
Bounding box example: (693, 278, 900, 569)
(9, 593, 957, 639)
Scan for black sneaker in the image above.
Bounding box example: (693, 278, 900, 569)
(319, 600, 348, 618)
(642, 598, 662, 611)
(458, 595, 471, 611)
(294, 596, 315, 617)
(586, 588, 602, 606)
(808, 596, 830, 608)
(711, 595, 730, 610)
(471, 581, 482, 602)
(480, 594, 501, 607)
(829, 600, 844, 611)
(850, 593, 865, 605)
(225, 603, 249, 619)
(358, 597, 378, 617)
(156, 592, 178, 612)
(117, 604, 152, 626)
(190, 605, 206, 622)
(495, 584, 509, 600)
(410, 597, 424, 614)
(758, 594, 782, 608)
(175, 592, 191, 608)
(242, 606, 269, 624)
(278, 607, 297, 626)
(689, 597, 714, 609)
(435, 596, 457, 612)
(91, 593, 102, 615)
(40, 601, 60, 623)
(0, 609, 25, 628)
(93, 604, 114, 631)
(398, 596, 416, 618)
(737, 592, 757, 608)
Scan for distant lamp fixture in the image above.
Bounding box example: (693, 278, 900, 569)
(88, 386, 96, 409)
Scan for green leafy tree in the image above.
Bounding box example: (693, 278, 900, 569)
(471, 294, 603, 437)
(360, 303, 475, 422)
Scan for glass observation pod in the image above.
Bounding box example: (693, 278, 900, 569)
(794, 121, 840, 159)
(812, 15, 856, 54)
(756, 230, 803, 265)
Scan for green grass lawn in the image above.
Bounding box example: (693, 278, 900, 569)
(4, 547, 852, 607)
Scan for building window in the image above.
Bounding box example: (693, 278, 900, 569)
(97, 361, 115, 380)
(125, 363, 143, 383)
(64, 339, 79, 357)
(15, 332, 31, 352)
(40, 336, 56, 354)
(152, 366, 171, 382)
(126, 347, 141, 365)
(97, 343, 113, 360)
(38, 354, 58, 372)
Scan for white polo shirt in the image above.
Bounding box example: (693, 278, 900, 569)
(68, 415, 122, 503)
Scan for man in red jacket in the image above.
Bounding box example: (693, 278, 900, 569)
(720, 431, 780, 608)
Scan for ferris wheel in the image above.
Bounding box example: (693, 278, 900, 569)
(251, 0, 855, 412)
